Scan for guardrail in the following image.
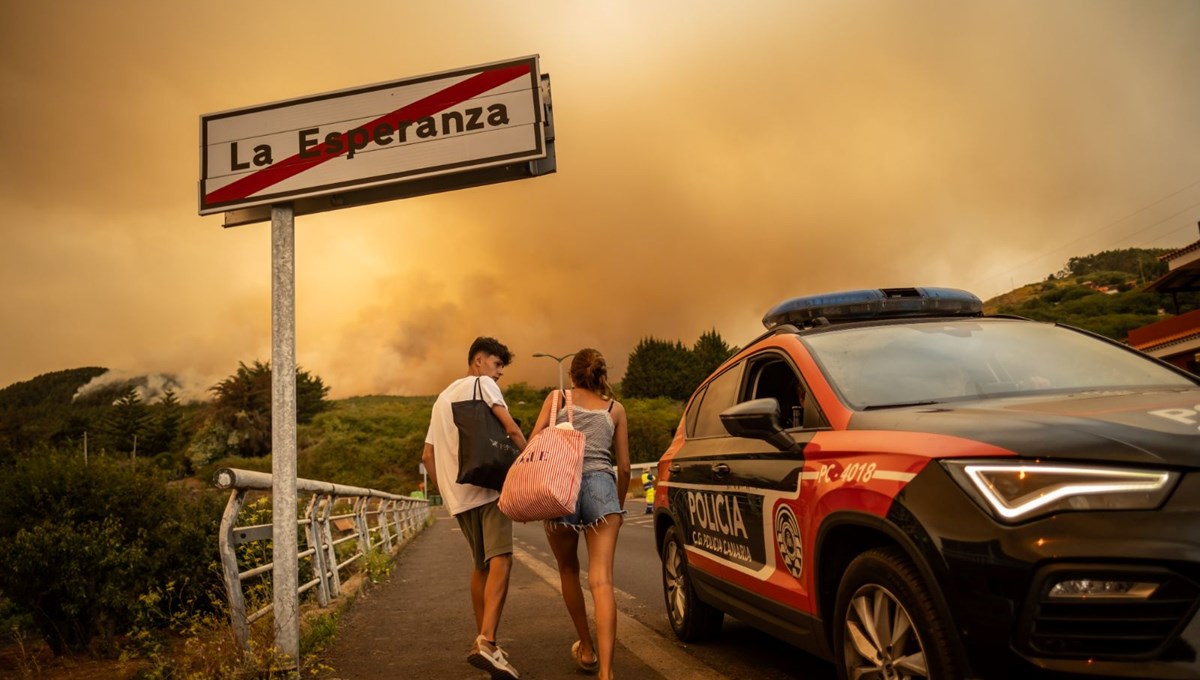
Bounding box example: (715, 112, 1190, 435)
(214, 467, 430, 649)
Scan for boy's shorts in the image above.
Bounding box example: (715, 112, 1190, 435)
(455, 500, 513, 570)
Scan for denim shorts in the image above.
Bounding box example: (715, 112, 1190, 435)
(549, 470, 626, 530)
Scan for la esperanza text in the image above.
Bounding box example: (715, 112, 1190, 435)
(228, 103, 512, 170)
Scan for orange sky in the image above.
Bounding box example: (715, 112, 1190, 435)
(2, 1, 1199, 399)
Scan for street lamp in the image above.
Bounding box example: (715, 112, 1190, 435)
(532, 352, 576, 393)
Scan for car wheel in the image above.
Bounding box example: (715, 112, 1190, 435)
(661, 524, 723, 641)
(833, 547, 961, 680)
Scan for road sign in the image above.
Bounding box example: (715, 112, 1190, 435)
(200, 56, 548, 216)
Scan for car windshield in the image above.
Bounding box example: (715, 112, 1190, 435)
(802, 318, 1196, 410)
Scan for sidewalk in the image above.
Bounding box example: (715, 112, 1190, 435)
(320, 507, 670, 679)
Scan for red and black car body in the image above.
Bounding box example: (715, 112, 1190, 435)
(653, 287, 1200, 680)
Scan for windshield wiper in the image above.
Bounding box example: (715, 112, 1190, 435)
(862, 400, 941, 410)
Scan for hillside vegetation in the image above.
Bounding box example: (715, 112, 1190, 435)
(280, 388, 679, 495)
(0, 367, 116, 460)
(204, 391, 682, 496)
(1, 370, 680, 498)
(984, 248, 1198, 340)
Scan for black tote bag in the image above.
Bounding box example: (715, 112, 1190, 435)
(452, 378, 521, 490)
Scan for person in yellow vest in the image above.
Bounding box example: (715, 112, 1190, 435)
(642, 470, 655, 514)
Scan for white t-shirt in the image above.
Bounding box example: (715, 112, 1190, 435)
(425, 375, 509, 516)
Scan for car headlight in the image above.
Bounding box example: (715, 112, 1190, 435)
(942, 460, 1179, 523)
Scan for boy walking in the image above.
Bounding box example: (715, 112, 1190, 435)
(422, 337, 527, 679)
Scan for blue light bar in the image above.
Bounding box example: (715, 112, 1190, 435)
(762, 287, 982, 329)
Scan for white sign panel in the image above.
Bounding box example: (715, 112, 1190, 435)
(199, 56, 545, 215)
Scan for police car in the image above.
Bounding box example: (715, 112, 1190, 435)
(653, 287, 1200, 680)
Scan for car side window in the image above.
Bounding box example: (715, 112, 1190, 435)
(691, 364, 744, 439)
(684, 386, 707, 438)
(743, 353, 809, 429)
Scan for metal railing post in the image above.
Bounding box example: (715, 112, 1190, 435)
(395, 500, 405, 539)
(218, 489, 250, 650)
(304, 494, 330, 607)
(377, 498, 393, 552)
(322, 495, 342, 598)
(354, 497, 371, 558)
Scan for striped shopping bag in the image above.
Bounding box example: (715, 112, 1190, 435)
(499, 390, 585, 522)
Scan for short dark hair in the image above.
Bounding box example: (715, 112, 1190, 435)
(468, 336, 513, 366)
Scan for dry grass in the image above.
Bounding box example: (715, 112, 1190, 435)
(982, 281, 1042, 314)
(0, 630, 147, 679)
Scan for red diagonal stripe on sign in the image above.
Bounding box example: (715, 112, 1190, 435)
(205, 63, 532, 206)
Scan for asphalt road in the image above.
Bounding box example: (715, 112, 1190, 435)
(512, 497, 838, 680)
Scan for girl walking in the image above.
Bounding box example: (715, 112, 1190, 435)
(528, 348, 631, 680)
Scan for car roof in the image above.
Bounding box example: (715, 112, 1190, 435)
(762, 287, 983, 330)
(744, 314, 1021, 349)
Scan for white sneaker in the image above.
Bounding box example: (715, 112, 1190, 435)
(468, 634, 519, 679)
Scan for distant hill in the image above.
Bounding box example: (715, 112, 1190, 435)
(983, 248, 1199, 340)
(0, 367, 118, 461)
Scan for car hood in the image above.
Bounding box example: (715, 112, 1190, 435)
(847, 388, 1200, 468)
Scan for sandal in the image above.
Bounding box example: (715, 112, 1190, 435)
(572, 640, 599, 673)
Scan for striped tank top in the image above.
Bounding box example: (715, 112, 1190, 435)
(554, 393, 616, 475)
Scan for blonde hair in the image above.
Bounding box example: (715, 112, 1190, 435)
(569, 348, 613, 399)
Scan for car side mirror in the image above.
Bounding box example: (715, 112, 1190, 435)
(720, 398, 796, 451)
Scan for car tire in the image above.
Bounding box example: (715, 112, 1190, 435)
(661, 524, 723, 641)
(833, 547, 961, 680)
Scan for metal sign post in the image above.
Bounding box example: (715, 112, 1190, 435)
(270, 203, 299, 666)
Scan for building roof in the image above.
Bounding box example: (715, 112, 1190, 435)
(1129, 327, 1200, 353)
(1127, 309, 1200, 351)
(1158, 239, 1200, 263)
(1144, 260, 1200, 294)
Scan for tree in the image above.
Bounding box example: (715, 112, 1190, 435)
(209, 361, 332, 458)
(296, 367, 333, 424)
(691, 329, 738, 388)
(623, 331, 740, 401)
(622, 337, 697, 401)
(98, 388, 150, 455)
(155, 390, 183, 444)
(1062, 248, 1170, 282)
(141, 390, 187, 469)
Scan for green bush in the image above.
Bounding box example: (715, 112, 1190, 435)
(1060, 286, 1098, 303)
(624, 397, 683, 464)
(295, 396, 433, 494)
(0, 452, 223, 655)
(0, 592, 33, 638)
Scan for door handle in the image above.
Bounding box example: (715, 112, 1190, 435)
(668, 463, 681, 473)
(711, 463, 730, 477)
